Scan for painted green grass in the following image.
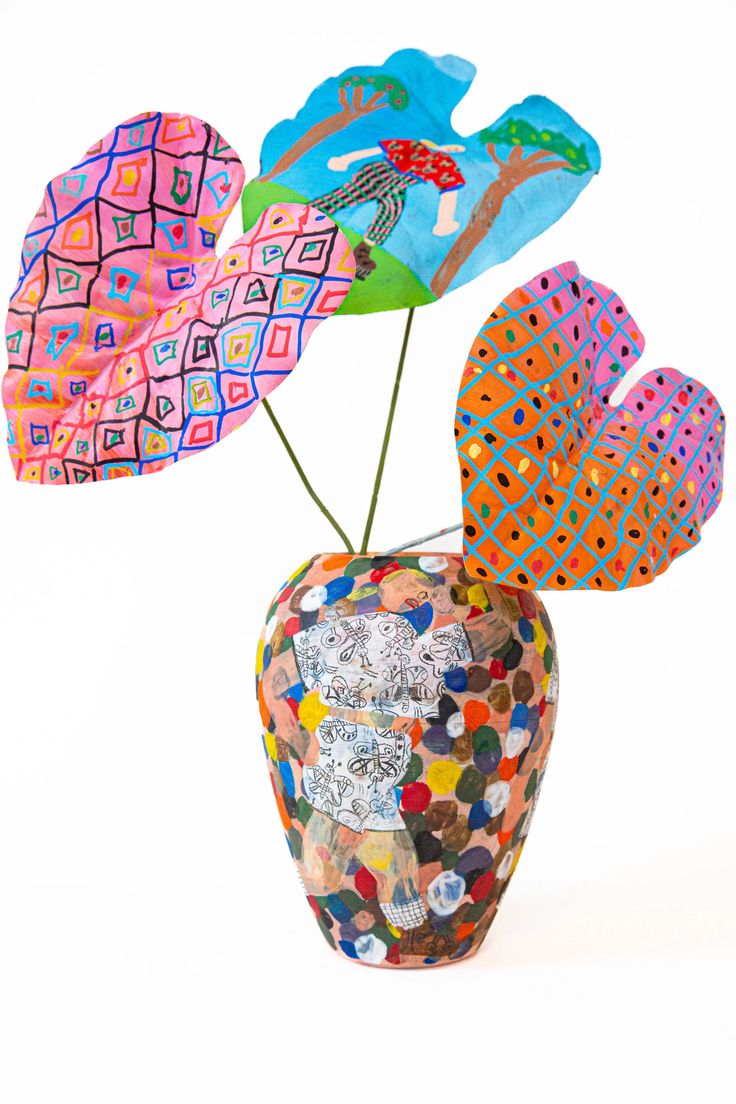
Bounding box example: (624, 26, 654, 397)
(241, 180, 436, 315)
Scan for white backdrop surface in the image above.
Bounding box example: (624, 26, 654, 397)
(0, 1, 734, 1101)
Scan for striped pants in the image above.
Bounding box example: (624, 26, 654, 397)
(312, 160, 417, 247)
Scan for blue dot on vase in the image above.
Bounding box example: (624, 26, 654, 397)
(445, 667, 468, 693)
(468, 801, 490, 829)
(279, 760, 295, 798)
(328, 895, 353, 923)
(325, 576, 354, 604)
(518, 617, 534, 643)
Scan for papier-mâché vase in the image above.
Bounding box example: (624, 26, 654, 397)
(256, 552, 558, 968)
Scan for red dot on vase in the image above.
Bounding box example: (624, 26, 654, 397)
(401, 781, 431, 814)
(354, 866, 378, 900)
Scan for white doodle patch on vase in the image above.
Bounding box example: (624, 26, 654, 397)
(295, 611, 471, 831)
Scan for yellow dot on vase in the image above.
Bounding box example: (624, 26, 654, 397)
(360, 841, 393, 871)
(427, 760, 462, 795)
(661, 412, 672, 426)
(468, 443, 482, 459)
(255, 639, 265, 675)
(298, 691, 329, 733)
(288, 560, 312, 583)
(264, 731, 278, 761)
(687, 480, 695, 494)
(533, 619, 547, 656)
(518, 457, 530, 474)
(467, 583, 489, 608)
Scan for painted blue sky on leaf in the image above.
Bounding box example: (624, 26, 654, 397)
(247, 50, 601, 308)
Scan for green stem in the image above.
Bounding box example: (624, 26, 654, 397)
(360, 307, 415, 554)
(262, 398, 354, 553)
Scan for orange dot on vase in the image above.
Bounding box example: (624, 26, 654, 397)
(322, 553, 353, 573)
(498, 756, 518, 781)
(464, 700, 490, 731)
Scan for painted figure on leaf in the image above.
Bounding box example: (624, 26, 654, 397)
(243, 49, 600, 313)
(313, 139, 466, 278)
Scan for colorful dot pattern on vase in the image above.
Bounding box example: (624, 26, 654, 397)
(256, 552, 558, 968)
(3, 112, 355, 484)
(456, 261, 725, 590)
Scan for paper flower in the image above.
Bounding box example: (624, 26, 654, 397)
(242, 49, 600, 314)
(455, 262, 725, 589)
(4, 111, 354, 484)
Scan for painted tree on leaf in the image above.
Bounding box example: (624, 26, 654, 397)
(431, 120, 592, 297)
(260, 74, 409, 183)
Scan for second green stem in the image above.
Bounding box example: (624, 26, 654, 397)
(360, 307, 415, 554)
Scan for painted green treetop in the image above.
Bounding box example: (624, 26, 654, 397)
(338, 74, 409, 112)
(480, 119, 592, 174)
(260, 72, 410, 182)
(432, 120, 592, 297)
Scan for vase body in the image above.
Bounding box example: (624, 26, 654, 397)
(256, 552, 558, 968)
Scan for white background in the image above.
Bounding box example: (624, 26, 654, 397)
(1, 1, 734, 1101)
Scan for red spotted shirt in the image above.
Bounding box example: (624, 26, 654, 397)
(379, 139, 466, 192)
